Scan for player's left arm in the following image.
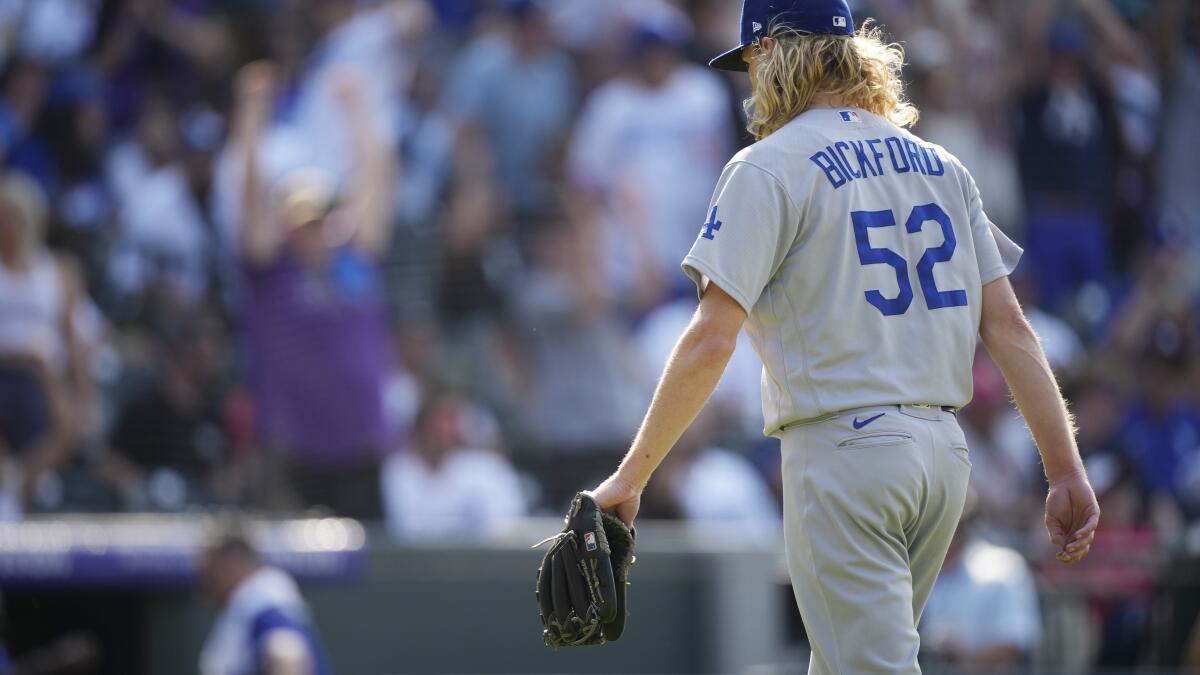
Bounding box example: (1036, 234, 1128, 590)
(592, 282, 746, 527)
(980, 277, 1099, 564)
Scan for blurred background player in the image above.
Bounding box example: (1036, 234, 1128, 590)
(199, 534, 331, 675)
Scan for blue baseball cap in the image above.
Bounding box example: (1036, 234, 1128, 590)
(709, 0, 856, 72)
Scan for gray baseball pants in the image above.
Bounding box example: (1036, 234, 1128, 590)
(779, 404, 972, 674)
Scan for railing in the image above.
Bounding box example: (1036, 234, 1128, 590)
(1, 514, 1197, 674)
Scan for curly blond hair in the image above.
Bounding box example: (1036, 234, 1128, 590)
(745, 21, 918, 141)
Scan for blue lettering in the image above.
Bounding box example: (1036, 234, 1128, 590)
(810, 151, 847, 188)
(885, 137, 909, 173)
(826, 145, 857, 184)
(866, 138, 886, 176)
(834, 142, 861, 179)
(849, 140, 877, 177)
(903, 139, 927, 175)
(922, 145, 945, 176)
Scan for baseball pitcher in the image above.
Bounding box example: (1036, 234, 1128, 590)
(588, 0, 1101, 672)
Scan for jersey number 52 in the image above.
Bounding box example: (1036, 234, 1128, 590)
(852, 203, 968, 317)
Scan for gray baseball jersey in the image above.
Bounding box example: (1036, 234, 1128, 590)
(682, 108, 1022, 436)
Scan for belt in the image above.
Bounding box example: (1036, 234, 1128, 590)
(841, 403, 957, 416)
(781, 403, 957, 431)
(903, 404, 958, 415)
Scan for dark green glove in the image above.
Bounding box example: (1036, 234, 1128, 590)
(535, 492, 635, 647)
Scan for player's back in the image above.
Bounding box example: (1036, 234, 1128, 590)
(683, 107, 1021, 435)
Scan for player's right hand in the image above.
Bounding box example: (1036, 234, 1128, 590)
(1044, 469, 1100, 564)
(589, 475, 642, 530)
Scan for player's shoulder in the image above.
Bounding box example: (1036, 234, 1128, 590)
(724, 131, 797, 177)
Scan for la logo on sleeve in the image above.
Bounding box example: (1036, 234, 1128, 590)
(702, 206, 722, 240)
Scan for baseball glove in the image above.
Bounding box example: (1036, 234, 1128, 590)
(534, 492, 635, 647)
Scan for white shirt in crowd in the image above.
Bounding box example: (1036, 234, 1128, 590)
(920, 538, 1041, 655)
(0, 251, 64, 368)
(106, 141, 210, 300)
(671, 447, 780, 541)
(381, 448, 527, 541)
(0, 0, 99, 66)
(569, 63, 731, 293)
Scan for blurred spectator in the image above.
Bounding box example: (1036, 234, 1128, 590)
(0, 60, 51, 185)
(97, 310, 238, 511)
(232, 62, 395, 519)
(0, 0, 100, 68)
(1158, 0, 1200, 242)
(105, 95, 212, 307)
(434, 144, 508, 329)
(417, 137, 527, 415)
(442, 0, 575, 215)
(199, 534, 332, 675)
(392, 54, 454, 228)
(1117, 320, 1200, 517)
(510, 216, 644, 456)
(921, 500, 1041, 670)
(37, 67, 113, 284)
(284, 0, 429, 180)
(381, 395, 526, 540)
(567, 8, 731, 308)
(1015, 17, 1118, 313)
(386, 53, 454, 326)
(0, 171, 92, 517)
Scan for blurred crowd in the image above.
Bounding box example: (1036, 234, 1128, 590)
(0, 0, 1198, 668)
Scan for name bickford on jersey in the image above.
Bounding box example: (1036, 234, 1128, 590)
(682, 109, 1023, 436)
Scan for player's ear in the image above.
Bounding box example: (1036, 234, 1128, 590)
(760, 37, 776, 54)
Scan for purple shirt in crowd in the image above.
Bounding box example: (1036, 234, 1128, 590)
(240, 247, 390, 465)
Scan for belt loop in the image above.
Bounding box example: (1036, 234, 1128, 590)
(898, 404, 942, 421)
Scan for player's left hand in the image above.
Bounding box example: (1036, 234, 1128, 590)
(589, 475, 642, 529)
(1045, 468, 1100, 564)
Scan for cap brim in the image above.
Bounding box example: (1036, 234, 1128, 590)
(708, 45, 748, 72)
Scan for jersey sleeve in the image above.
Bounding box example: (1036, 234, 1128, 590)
(681, 161, 798, 314)
(965, 169, 1023, 284)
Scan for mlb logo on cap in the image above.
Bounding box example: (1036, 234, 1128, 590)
(833, 16, 847, 27)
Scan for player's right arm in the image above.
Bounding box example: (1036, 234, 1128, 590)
(591, 282, 746, 527)
(593, 158, 797, 526)
(979, 277, 1099, 564)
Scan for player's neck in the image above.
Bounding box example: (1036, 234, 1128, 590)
(806, 93, 852, 111)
